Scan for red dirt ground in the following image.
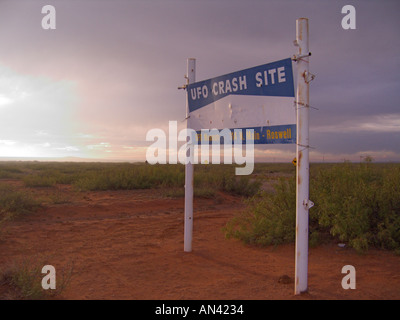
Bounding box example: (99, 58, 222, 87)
(0, 181, 399, 300)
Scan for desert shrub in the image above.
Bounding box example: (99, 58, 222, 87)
(374, 167, 400, 250)
(73, 164, 185, 191)
(226, 162, 400, 253)
(224, 178, 296, 246)
(23, 174, 56, 187)
(0, 259, 73, 300)
(0, 161, 261, 197)
(72, 162, 261, 197)
(0, 164, 25, 179)
(252, 162, 295, 175)
(221, 175, 261, 197)
(194, 164, 261, 197)
(0, 262, 44, 300)
(312, 162, 400, 252)
(0, 183, 41, 222)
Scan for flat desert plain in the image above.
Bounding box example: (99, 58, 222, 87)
(0, 180, 399, 300)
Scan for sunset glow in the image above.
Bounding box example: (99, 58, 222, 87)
(0, 0, 399, 162)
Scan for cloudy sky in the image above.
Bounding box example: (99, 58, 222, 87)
(0, 0, 399, 162)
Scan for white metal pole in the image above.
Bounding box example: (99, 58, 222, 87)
(295, 18, 310, 294)
(184, 58, 196, 252)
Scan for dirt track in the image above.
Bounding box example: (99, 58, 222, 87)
(0, 183, 399, 300)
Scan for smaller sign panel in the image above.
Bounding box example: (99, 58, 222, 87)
(194, 125, 296, 145)
(187, 58, 296, 145)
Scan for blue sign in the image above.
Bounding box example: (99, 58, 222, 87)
(187, 58, 295, 113)
(195, 124, 296, 145)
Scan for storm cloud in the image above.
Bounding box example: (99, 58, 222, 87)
(0, 0, 399, 161)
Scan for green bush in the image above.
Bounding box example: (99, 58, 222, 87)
(312, 163, 400, 252)
(0, 258, 73, 300)
(226, 162, 400, 253)
(23, 174, 56, 187)
(73, 164, 185, 191)
(0, 165, 24, 179)
(224, 178, 296, 246)
(0, 183, 41, 222)
(0, 161, 261, 198)
(221, 175, 261, 197)
(72, 163, 261, 197)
